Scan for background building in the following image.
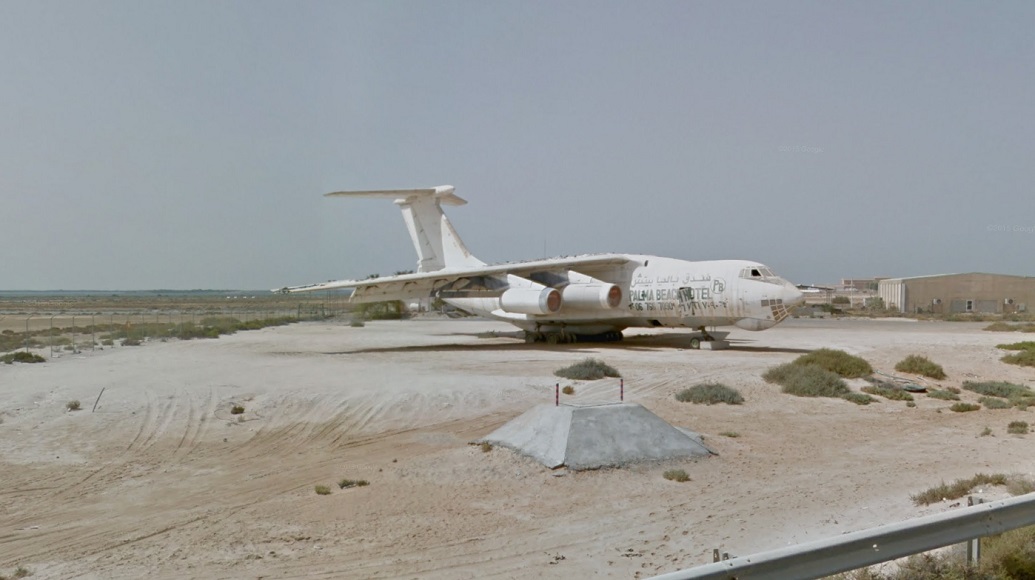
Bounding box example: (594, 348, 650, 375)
(878, 273, 1035, 314)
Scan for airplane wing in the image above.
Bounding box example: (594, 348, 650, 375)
(274, 254, 633, 303)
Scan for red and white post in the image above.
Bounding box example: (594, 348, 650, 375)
(555, 383, 559, 406)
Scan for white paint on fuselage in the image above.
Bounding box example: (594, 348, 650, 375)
(443, 255, 803, 335)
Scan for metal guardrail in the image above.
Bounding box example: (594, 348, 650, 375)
(649, 493, 1035, 580)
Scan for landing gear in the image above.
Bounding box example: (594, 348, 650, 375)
(697, 326, 716, 341)
(688, 327, 729, 350)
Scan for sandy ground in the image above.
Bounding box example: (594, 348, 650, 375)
(1, 318, 1034, 579)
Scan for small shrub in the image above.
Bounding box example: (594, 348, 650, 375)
(11, 566, 31, 579)
(980, 427, 993, 437)
(554, 358, 621, 380)
(1008, 421, 1030, 435)
(479, 441, 492, 453)
(763, 363, 849, 397)
(663, 469, 690, 482)
(792, 348, 873, 378)
(314, 485, 331, 495)
(980, 396, 1013, 410)
(349, 319, 365, 328)
(338, 478, 369, 489)
(230, 404, 245, 415)
(911, 473, 1007, 505)
(122, 337, 142, 346)
(927, 389, 960, 401)
(906, 401, 917, 408)
(842, 392, 877, 405)
(998, 341, 1035, 351)
(674, 383, 744, 405)
(719, 431, 740, 438)
(1007, 476, 1035, 495)
(894, 355, 946, 380)
(861, 383, 914, 402)
(561, 385, 575, 395)
(950, 402, 981, 413)
(985, 321, 1019, 332)
(962, 381, 1035, 402)
(1002, 350, 1035, 368)
(832, 296, 850, 305)
(0, 351, 46, 364)
(101, 338, 114, 346)
(66, 400, 81, 411)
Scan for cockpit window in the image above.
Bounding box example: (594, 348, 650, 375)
(741, 266, 781, 283)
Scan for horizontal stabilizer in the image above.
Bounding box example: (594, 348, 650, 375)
(324, 185, 467, 206)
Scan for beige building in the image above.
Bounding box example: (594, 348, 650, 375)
(878, 273, 1035, 314)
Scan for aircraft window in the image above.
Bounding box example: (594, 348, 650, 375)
(751, 269, 761, 277)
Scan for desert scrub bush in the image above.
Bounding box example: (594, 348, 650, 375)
(719, 431, 740, 438)
(230, 404, 245, 415)
(894, 355, 947, 379)
(314, 485, 331, 495)
(1002, 349, 1035, 368)
(999, 341, 1035, 351)
(65, 400, 81, 411)
(911, 473, 1007, 505)
(0, 351, 45, 364)
(951, 402, 981, 413)
(101, 338, 114, 346)
(663, 469, 690, 482)
(927, 389, 960, 401)
(1007, 476, 1035, 495)
(348, 319, 365, 328)
(791, 348, 873, 378)
(842, 392, 877, 405)
(479, 441, 492, 453)
(763, 363, 849, 397)
(981, 396, 1013, 410)
(122, 337, 142, 346)
(985, 322, 1035, 332)
(960, 379, 1035, 401)
(1009, 421, 1030, 435)
(980, 427, 993, 436)
(861, 379, 914, 401)
(674, 383, 744, 405)
(561, 385, 575, 395)
(338, 478, 369, 489)
(554, 358, 621, 380)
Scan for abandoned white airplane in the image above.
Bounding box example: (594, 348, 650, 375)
(277, 186, 804, 346)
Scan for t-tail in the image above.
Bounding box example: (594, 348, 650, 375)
(325, 185, 485, 272)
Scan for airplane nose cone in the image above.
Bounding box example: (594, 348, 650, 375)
(784, 283, 805, 307)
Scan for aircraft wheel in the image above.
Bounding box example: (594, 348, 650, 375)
(689, 337, 701, 350)
(547, 334, 561, 345)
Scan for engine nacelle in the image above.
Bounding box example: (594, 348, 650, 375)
(500, 287, 561, 315)
(560, 283, 622, 310)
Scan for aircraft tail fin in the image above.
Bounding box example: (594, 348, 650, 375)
(325, 185, 485, 272)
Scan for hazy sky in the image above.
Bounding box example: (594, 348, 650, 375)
(2, 1, 1033, 290)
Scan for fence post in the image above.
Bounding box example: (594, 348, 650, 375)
(24, 316, 31, 352)
(968, 496, 983, 564)
(72, 315, 77, 353)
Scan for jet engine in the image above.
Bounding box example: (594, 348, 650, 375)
(500, 287, 561, 315)
(560, 283, 622, 310)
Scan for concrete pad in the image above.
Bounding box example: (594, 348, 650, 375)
(479, 402, 715, 470)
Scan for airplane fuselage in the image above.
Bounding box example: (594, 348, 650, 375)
(443, 255, 802, 336)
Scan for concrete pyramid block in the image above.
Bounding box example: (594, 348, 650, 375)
(478, 403, 714, 470)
